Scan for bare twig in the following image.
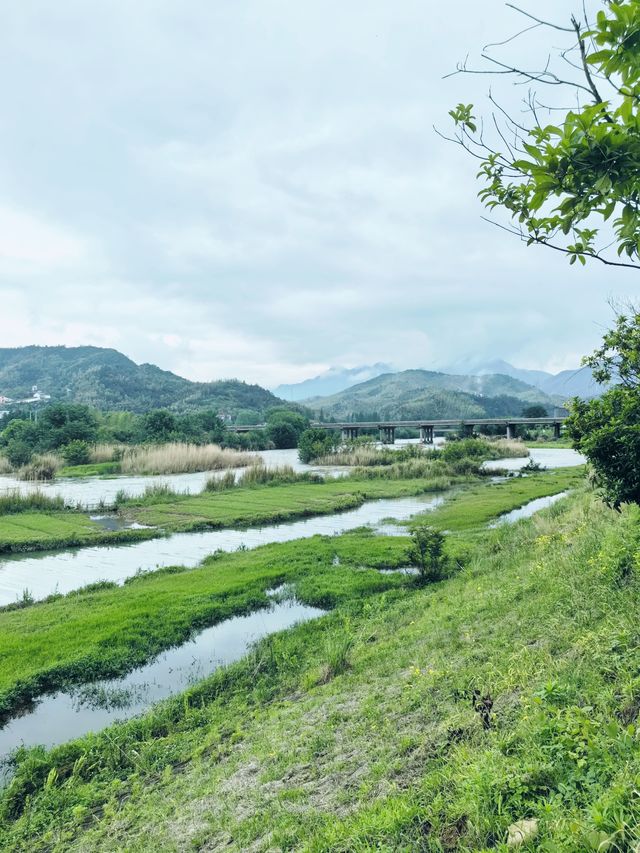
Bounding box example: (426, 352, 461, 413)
(505, 3, 574, 33)
(480, 217, 640, 271)
(484, 21, 541, 51)
(572, 16, 605, 105)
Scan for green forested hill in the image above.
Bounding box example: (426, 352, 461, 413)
(307, 369, 562, 420)
(0, 346, 283, 417)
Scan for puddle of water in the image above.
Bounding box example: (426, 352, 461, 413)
(489, 491, 569, 527)
(0, 598, 324, 767)
(0, 494, 445, 606)
(89, 515, 153, 532)
(378, 566, 420, 576)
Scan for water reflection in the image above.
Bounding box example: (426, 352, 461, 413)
(0, 598, 325, 766)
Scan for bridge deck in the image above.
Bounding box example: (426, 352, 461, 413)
(228, 417, 566, 433)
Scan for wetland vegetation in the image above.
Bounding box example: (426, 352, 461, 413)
(3, 469, 640, 851)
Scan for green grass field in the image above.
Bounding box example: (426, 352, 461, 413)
(123, 476, 454, 529)
(3, 476, 640, 850)
(57, 462, 122, 478)
(419, 467, 584, 532)
(0, 513, 103, 550)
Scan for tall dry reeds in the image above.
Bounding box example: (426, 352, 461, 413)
(119, 443, 258, 475)
(0, 455, 12, 475)
(89, 444, 123, 463)
(17, 453, 63, 481)
(313, 446, 390, 467)
(487, 438, 529, 459)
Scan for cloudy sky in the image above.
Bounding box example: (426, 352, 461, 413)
(1, 1, 634, 387)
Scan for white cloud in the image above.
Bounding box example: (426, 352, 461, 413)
(0, 0, 629, 387)
(0, 206, 90, 275)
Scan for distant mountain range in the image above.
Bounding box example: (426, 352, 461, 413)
(274, 363, 393, 401)
(305, 369, 568, 422)
(0, 347, 603, 424)
(439, 358, 602, 400)
(279, 359, 602, 407)
(0, 346, 285, 418)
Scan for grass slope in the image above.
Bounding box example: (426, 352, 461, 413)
(3, 486, 640, 850)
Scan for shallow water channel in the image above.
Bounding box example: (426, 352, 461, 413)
(0, 597, 325, 769)
(0, 494, 445, 606)
(490, 491, 569, 526)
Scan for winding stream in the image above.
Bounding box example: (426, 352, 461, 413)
(0, 493, 445, 606)
(0, 597, 325, 767)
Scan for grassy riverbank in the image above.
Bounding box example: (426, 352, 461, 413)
(4, 478, 640, 850)
(0, 465, 581, 555)
(419, 467, 584, 532)
(0, 476, 451, 554)
(0, 470, 580, 718)
(525, 439, 574, 449)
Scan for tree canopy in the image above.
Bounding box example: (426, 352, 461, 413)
(448, 1, 640, 270)
(566, 308, 640, 507)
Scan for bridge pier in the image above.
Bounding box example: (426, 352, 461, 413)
(379, 426, 395, 444)
(554, 422, 562, 439)
(462, 423, 474, 438)
(506, 423, 516, 440)
(341, 426, 359, 441)
(420, 425, 434, 444)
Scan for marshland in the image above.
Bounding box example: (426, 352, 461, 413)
(0, 408, 601, 851)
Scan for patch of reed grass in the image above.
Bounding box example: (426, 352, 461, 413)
(351, 457, 452, 481)
(204, 465, 324, 493)
(16, 453, 62, 481)
(89, 443, 123, 463)
(119, 443, 258, 475)
(316, 443, 426, 467)
(0, 455, 12, 475)
(0, 490, 66, 515)
(488, 437, 530, 458)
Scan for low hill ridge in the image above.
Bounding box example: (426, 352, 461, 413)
(305, 368, 564, 420)
(0, 346, 284, 417)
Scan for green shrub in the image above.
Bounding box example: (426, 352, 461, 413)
(298, 428, 338, 463)
(62, 440, 91, 466)
(406, 524, 448, 582)
(5, 440, 33, 468)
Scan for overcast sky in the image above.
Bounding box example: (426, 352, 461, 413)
(0, 1, 635, 387)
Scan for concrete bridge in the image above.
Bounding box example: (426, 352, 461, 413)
(229, 417, 566, 443)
